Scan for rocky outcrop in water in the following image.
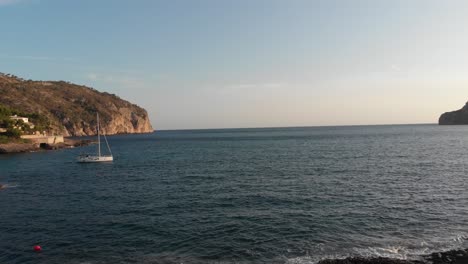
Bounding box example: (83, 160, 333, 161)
(0, 139, 92, 153)
(0, 142, 37, 153)
(319, 257, 423, 264)
(0, 73, 154, 136)
(439, 102, 468, 125)
(318, 248, 468, 264)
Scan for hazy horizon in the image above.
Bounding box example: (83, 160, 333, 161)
(156, 122, 442, 132)
(1, 0, 468, 130)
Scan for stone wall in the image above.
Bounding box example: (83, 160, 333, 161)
(21, 135, 64, 144)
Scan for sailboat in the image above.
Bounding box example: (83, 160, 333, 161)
(77, 113, 113, 163)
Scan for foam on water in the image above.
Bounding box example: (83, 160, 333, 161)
(286, 233, 468, 264)
(0, 183, 19, 189)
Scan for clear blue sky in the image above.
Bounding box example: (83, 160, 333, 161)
(1, 0, 468, 129)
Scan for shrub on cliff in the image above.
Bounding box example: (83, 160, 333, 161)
(3, 128, 21, 138)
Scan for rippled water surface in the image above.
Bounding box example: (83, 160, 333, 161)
(1, 125, 468, 263)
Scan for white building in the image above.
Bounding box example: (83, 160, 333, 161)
(10, 115, 29, 123)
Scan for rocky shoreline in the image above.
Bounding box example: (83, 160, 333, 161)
(439, 102, 468, 125)
(318, 248, 468, 264)
(0, 138, 92, 153)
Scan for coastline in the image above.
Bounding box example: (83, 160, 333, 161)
(0, 138, 92, 154)
(317, 248, 468, 264)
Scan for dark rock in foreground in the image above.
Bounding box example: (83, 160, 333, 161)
(318, 249, 468, 264)
(319, 257, 422, 264)
(424, 249, 468, 264)
(439, 102, 468, 125)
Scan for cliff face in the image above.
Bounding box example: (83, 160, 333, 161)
(439, 102, 468, 125)
(0, 73, 154, 136)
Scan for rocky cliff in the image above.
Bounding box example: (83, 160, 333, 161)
(439, 102, 468, 125)
(0, 73, 154, 136)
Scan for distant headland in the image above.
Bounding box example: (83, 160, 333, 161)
(0, 73, 153, 136)
(439, 102, 468, 125)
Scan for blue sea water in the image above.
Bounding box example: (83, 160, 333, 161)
(1, 125, 468, 264)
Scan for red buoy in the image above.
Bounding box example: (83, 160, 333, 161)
(33, 245, 42, 252)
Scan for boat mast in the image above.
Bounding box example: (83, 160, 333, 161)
(97, 113, 101, 157)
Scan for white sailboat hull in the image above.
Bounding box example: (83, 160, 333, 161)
(77, 155, 113, 163)
(77, 113, 114, 163)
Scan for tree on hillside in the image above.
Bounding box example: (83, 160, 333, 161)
(0, 105, 13, 117)
(4, 128, 21, 138)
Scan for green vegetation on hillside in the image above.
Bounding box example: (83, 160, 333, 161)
(0, 104, 51, 142)
(0, 72, 153, 136)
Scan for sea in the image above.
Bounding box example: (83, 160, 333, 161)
(1, 124, 468, 264)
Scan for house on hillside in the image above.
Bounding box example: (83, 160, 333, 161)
(10, 115, 29, 123)
(9, 115, 36, 132)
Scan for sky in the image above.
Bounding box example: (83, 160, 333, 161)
(1, 0, 468, 130)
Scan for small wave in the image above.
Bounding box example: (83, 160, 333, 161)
(0, 183, 19, 189)
(354, 245, 428, 260)
(454, 234, 468, 243)
(287, 254, 349, 264)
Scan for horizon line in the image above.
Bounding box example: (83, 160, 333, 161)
(155, 122, 439, 132)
